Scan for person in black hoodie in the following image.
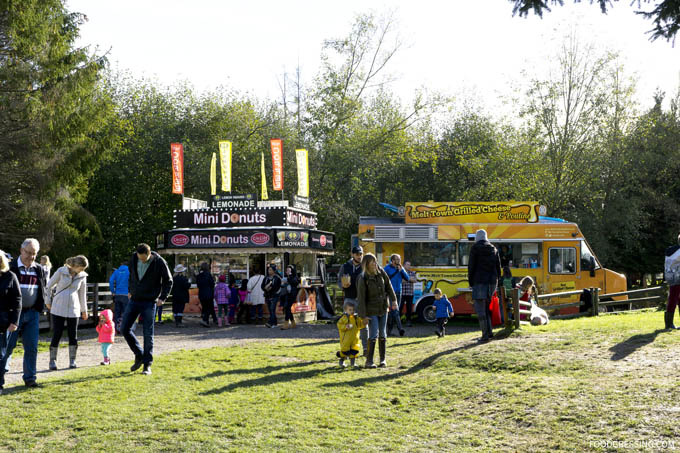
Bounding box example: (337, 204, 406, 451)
(121, 243, 173, 375)
(468, 229, 501, 343)
(0, 250, 21, 395)
(280, 265, 299, 330)
(262, 264, 282, 328)
(197, 262, 216, 327)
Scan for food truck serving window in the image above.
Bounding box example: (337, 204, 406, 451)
(404, 242, 456, 267)
(549, 247, 576, 274)
(459, 242, 542, 268)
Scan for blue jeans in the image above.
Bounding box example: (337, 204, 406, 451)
(367, 314, 388, 340)
(121, 300, 156, 365)
(250, 304, 264, 320)
(113, 295, 129, 331)
(0, 310, 40, 385)
(267, 296, 280, 325)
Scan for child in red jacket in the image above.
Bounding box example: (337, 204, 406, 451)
(96, 308, 115, 365)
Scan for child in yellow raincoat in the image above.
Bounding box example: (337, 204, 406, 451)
(336, 301, 367, 368)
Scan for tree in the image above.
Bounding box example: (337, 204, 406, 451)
(0, 0, 121, 266)
(520, 35, 624, 218)
(510, 0, 680, 42)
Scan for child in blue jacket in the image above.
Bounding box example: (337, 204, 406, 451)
(432, 288, 454, 337)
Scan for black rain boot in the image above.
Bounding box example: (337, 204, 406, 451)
(350, 357, 356, 367)
(49, 347, 58, 371)
(665, 311, 677, 330)
(68, 345, 78, 369)
(365, 340, 377, 368)
(378, 338, 386, 367)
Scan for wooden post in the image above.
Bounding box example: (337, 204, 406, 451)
(592, 287, 599, 316)
(512, 287, 520, 329)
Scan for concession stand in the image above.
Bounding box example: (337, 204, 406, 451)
(155, 194, 336, 322)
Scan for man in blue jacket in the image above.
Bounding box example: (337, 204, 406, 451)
(384, 254, 412, 336)
(121, 243, 172, 375)
(109, 262, 130, 333)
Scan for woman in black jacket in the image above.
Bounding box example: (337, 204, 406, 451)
(0, 251, 21, 394)
(196, 262, 216, 327)
(171, 264, 191, 327)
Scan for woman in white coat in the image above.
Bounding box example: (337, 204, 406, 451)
(46, 255, 89, 370)
(247, 267, 266, 324)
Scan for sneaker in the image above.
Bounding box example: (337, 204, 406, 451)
(130, 356, 143, 372)
(49, 360, 57, 371)
(100, 358, 110, 366)
(399, 329, 405, 337)
(477, 337, 490, 344)
(24, 380, 38, 388)
(200, 321, 210, 328)
(142, 365, 152, 375)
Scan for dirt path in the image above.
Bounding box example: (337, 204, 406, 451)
(3, 318, 455, 385)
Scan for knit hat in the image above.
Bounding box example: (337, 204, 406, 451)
(218, 274, 227, 282)
(475, 229, 488, 242)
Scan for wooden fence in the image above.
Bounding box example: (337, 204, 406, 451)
(500, 285, 666, 329)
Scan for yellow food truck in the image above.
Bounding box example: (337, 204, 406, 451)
(357, 201, 627, 322)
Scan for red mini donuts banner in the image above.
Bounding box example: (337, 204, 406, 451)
(171, 143, 184, 194)
(270, 139, 283, 191)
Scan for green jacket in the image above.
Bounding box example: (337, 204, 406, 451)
(357, 267, 397, 318)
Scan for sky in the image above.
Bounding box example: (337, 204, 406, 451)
(66, 1, 680, 116)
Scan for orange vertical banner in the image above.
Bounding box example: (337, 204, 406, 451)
(171, 143, 184, 194)
(270, 139, 283, 191)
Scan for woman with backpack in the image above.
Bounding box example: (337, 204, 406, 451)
(357, 253, 397, 368)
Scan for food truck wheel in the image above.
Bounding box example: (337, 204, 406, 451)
(416, 296, 437, 324)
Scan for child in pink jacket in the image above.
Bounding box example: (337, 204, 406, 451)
(96, 308, 115, 365)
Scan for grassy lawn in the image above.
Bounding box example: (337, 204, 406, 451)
(2, 310, 679, 452)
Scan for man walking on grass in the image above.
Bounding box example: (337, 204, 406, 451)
(1, 238, 47, 391)
(121, 243, 172, 375)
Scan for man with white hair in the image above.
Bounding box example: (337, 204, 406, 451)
(1, 238, 48, 388)
(468, 229, 501, 343)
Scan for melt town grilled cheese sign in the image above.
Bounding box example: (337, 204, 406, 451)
(405, 201, 546, 224)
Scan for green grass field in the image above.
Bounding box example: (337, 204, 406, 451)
(1, 310, 678, 452)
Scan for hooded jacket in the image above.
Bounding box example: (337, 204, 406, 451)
(171, 274, 191, 304)
(337, 313, 367, 358)
(0, 270, 22, 327)
(433, 296, 454, 318)
(46, 265, 88, 318)
(96, 308, 115, 343)
(109, 265, 130, 295)
(196, 270, 215, 301)
(128, 251, 173, 303)
(357, 266, 397, 318)
(468, 241, 502, 286)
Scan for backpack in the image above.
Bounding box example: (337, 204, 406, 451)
(666, 248, 680, 286)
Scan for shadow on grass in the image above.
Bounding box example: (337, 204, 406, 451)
(188, 359, 329, 381)
(322, 340, 482, 388)
(291, 339, 336, 348)
(200, 364, 338, 395)
(609, 329, 666, 361)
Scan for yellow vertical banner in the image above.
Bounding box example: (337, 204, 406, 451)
(219, 140, 232, 192)
(210, 152, 217, 196)
(295, 149, 309, 197)
(260, 152, 268, 200)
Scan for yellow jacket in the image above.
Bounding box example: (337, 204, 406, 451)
(337, 313, 366, 358)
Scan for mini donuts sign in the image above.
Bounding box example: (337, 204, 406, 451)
(168, 230, 273, 248)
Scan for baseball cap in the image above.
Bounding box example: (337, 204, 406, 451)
(351, 246, 363, 254)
